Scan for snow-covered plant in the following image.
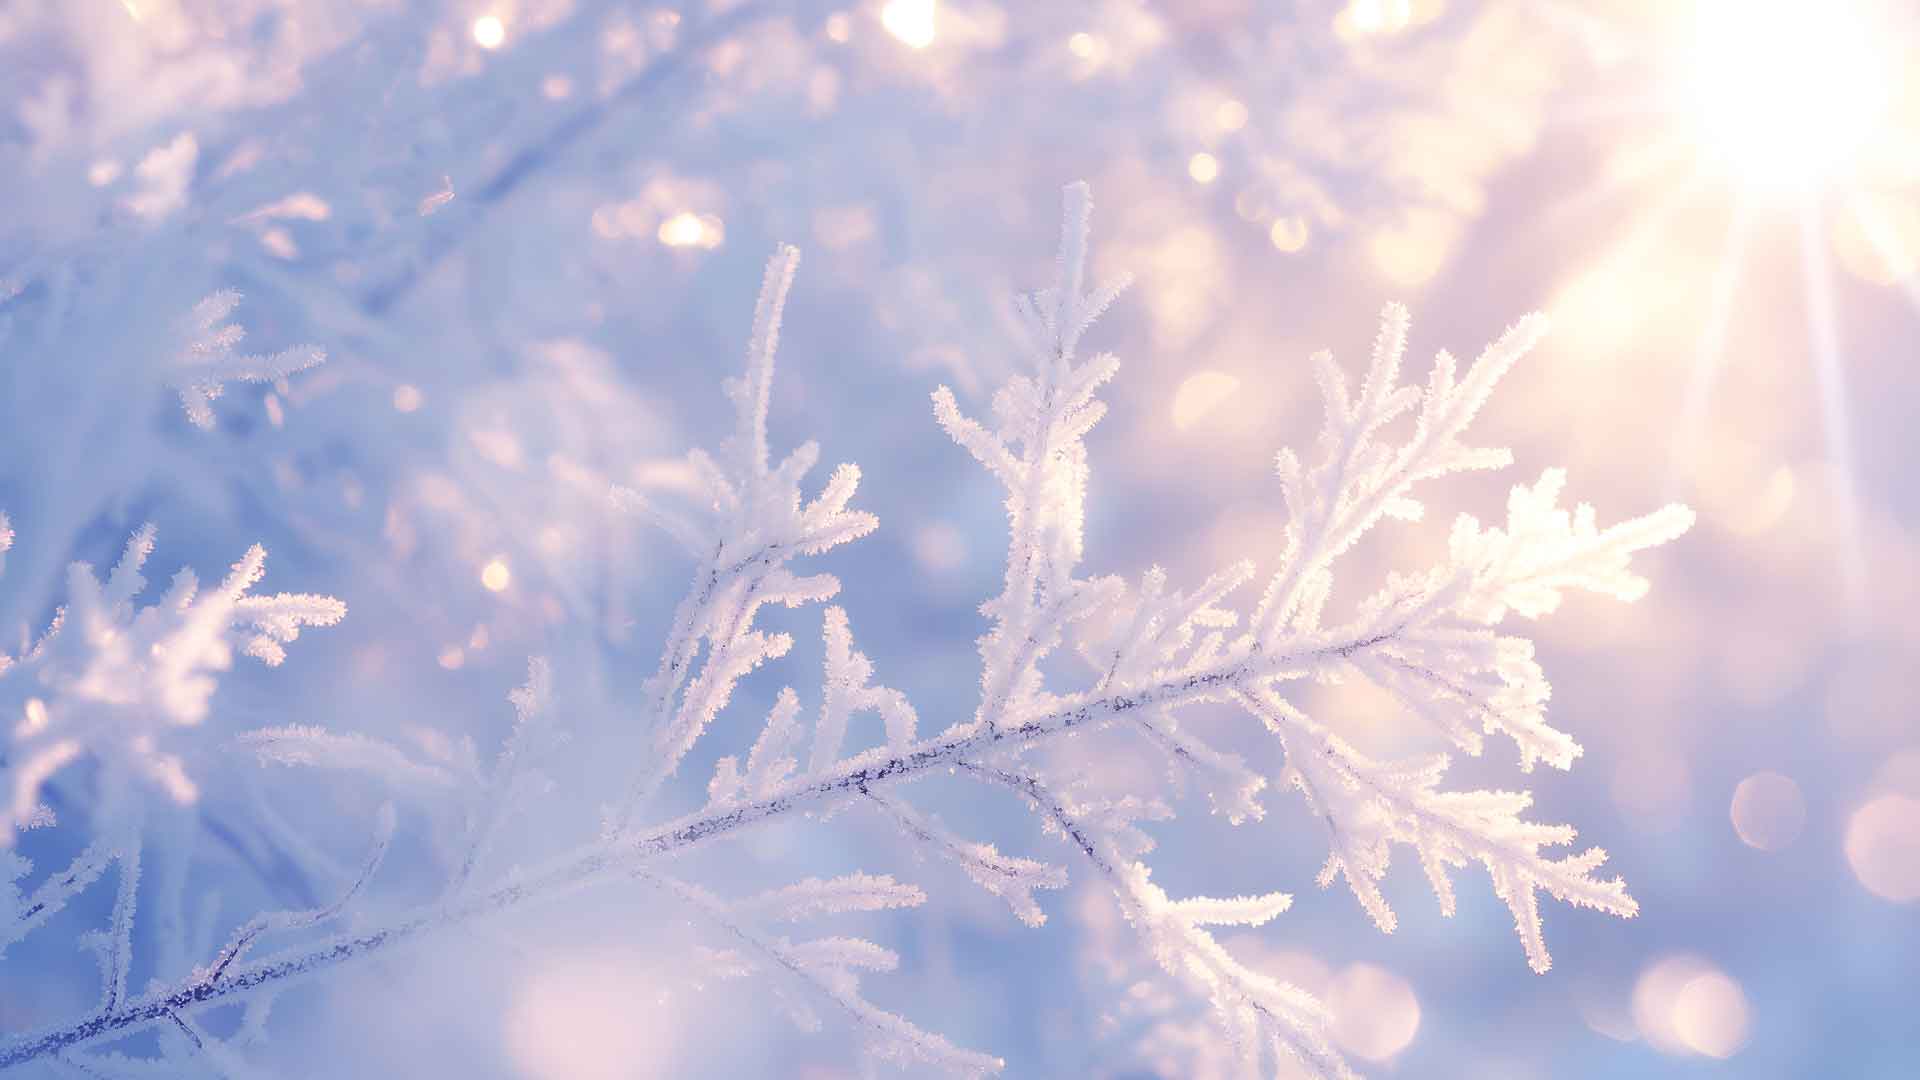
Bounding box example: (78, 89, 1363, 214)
(0, 518, 345, 1039)
(171, 290, 326, 431)
(1, 526, 345, 840)
(0, 184, 1690, 1077)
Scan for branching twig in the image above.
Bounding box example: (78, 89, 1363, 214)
(0, 629, 1396, 1069)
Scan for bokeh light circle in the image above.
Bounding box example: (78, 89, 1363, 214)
(1729, 771, 1806, 851)
(1846, 794, 1920, 901)
(1672, 971, 1751, 1058)
(1327, 963, 1420, 1062)
(1634, 955, 1750, 1058)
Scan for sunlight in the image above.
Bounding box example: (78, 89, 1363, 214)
(1846, 794, 1920, 901)
(1680, 0, 1893, 199)
(1544, 2, 1902, 616)
(1797, 202, 1867, 610)
(472, 14, 506, 50)
(657, 211, 725, 249)
(1170, 371, 1240, 431)
(1671, 970, 1751, 1058)
(481, 557, 512, 592)
(1668, 197, 1753, 492)
(881, 0, 937, 50)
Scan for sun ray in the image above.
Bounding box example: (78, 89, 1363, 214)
(1543, 140, 1699, 229)
(1667, 195, 1755, 496)
(1682, 0, 1895, 202)
(1567, 172, 1710, 273)
(1528, 0, 1909, 609)
(1797, 201, 1868, 614)
(1549, 174, 1712, 353)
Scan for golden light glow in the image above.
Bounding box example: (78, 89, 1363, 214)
(1835, 190, 1920, 287)
(1846, 794, 1920, 901)
(1068, 32, 1096, 59)
(1171, 371, 1240, 431)
(260, 228, 297, 260)
(1681, 0, 1893, 197)
(1633, 954, 1749, 1057)
(1187, 152, 1220, 184)
(1214, 99, 1248, 132)
(881, 0, 936, 50)
(1671, 971, 1751, 1058)
(1727, 464, 1796, 536)
(1269, 214, 1310, 253)
(18, 698, 48, 737)
(472, 14, 507, 50)
(1338, 0, 1412, 38)
(481, 559, 512, 592)
(657, 211, 724, 249)
(1367, 207, 1456, 286)
(1327, 963, 1420, 1061)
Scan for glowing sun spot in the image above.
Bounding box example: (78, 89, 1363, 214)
(1681, 0, 1893, 197)
(472, 14, 506, 50)
(481, 559, 512, 592)
(881, 0, 936, 50)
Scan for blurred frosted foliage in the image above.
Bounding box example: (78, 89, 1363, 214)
(2, 0, 1919, 1077)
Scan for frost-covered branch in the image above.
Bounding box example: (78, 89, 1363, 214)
(3, 182, 1692, 1078)
(812, 607, 917, 773)
(933, 182, 1129, 739)
(2, 527, 345, 840)
(864, 787, 1066, 928)
(612, 245, 877, 824)
(2, 840, 113, 959)
(1239, 688, 1635, 973)
(961, 763, 1351, 1079)
(1248, 301, 1534, 645)
(172, 291, 325, 430)
(0, 623, 1422, 1070)
(645, 873, 1001, 1077)
(198, 803, 396, 986)
(727, 873, 927, 923)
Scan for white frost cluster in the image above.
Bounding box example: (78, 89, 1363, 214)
(608, 245, 879, 824)
(0, 516, 346, 1063)
(0, 185, 1690, 1079)
(1, 525, 345, 838)
(172, 289, 326, 429)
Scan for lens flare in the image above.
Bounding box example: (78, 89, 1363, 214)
(472, 14, 506, 50)
(1681, 0, 1893, 197)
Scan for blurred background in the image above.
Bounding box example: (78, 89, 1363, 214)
(1, 1, 1917, 1076)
